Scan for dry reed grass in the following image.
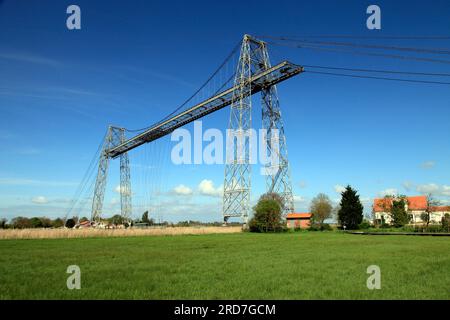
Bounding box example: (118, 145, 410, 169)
(0, 226, 242, 240)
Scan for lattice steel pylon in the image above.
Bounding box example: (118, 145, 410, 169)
(259, 41, 295, 215)
(223, 34, 294, 223)
(91, 126, 132, 222)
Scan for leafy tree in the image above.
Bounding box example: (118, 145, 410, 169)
(337, 185, 364, 230)
(52, 218, 64, 228)
(65, 218, 76, 229)
(0, 218, 8, 229)
(259, 192, 285, 210)
(142, 211, 150, 224)
(310, 193, 333, 228)
(441, 213, 450, 232)
(40, 217, 52, 228)
(390, 198, 411, 227)
(30, 217, 43, 228)
(11, 216, 31, 229)
(249, 199, 284, 233)
(110, 214, 124, 225)
(421, 194, 439, 228)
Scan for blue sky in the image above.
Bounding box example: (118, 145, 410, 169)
(1, 0, 450, 222)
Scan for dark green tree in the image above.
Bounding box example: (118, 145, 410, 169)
(248, 199, 284, 233)
(65, 218, 76, 228)
(142, 211, 150, 224)
(391, 198, 410, 227)
(30, 217, 43, 228)
(0, 218, 8, 229)
(337, 185, 364, 230)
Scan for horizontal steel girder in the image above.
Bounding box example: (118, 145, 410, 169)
(106, 61, 303, 158)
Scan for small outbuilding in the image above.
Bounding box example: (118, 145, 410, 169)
(286, 213, 312, 229)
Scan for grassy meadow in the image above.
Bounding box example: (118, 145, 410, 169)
(0, 232, 449, 299)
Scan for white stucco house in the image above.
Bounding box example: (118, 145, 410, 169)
(373, 195, 450, 225)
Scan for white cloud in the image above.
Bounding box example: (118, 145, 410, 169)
(334, 185, 346, 194)
(421, 161, 436, 169)
(173, 184, 193, 196)
(31, 196, 48, 204)
(293, 195, 306, 203)
(198, 179, 222, 197)
(360, 197, 371, 204)
(442, 185, 450, 196)
(379, 188, 398, 197)
(415, 183, 450, 197)
(402, 181, 414, 191)
(114, 185, 131, 195)
(416, 183, 440, 194)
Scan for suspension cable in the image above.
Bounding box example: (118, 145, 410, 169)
(126, 41, 241, 133)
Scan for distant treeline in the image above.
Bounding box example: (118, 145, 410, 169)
(0, 216, 65, 229)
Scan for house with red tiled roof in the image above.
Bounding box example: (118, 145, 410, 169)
(372, 195, 450, 225)
(78, 220, 93, 228)
(286, 213, 311, 229)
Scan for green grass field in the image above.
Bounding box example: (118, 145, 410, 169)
(0, 232, 449, 299)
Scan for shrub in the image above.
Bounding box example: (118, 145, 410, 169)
(426, 225, 445, 233)
(321, 223, 333, 231)
(359, 220, 371, 230)
(308, 223, 332, 231)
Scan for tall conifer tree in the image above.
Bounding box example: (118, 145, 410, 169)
(337, 185, 364, 229)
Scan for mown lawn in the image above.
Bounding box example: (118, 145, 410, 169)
(0, 232, 449, 299)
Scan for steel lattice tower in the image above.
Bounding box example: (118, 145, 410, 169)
(223, 34, 294, 223)
(223, 35, 253, 224)
(92, 126, 132, 222)
(259, 42, 295, 215)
